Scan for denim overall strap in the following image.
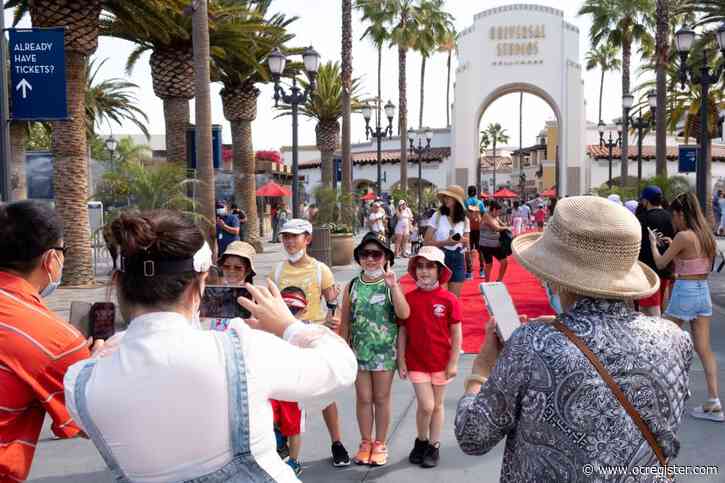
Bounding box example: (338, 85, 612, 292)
(74, 361, 131, 482)
(215, 329, 251, 455)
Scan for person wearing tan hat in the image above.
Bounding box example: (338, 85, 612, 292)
(455, 196, 694, 481)
(217, 241, 257, 285)
(424, 185, 470, 298)
(398, 246, 462, 469)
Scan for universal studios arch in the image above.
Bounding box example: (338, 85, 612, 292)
(451, 4, 586, 196)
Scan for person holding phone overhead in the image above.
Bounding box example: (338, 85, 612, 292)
(455, 196, 694, 482)
(272, 218, 352, 467)
(63, 210, 357, 483)
(340, 232, 410, 467)
(0, 201, 94, 482)
(424, 185, 470, 298)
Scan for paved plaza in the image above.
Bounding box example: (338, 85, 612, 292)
(26, 238, 725, 482)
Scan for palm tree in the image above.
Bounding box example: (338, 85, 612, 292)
(414, 0, 453, 129)
(388, 0, 418, 192)
(437, 28, 456, 127)
(478, 130, 490, 192)
(654, 0, 671, 177)
(276, 62, 363, 189)
(213, 1, 295, 251)
(341, 0, 353, 220)
(485, 123, 509, 192)
(584, 43, 621, 124)
(579, 0, 655, 188)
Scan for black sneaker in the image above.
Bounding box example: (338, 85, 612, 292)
(331, 441, 351, 467)
(421, 442, 440, 468)
(408, 438, 428, 465)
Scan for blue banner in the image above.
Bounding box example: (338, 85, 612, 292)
(9, 28, 67, 120)
(678, 145, 698, 173)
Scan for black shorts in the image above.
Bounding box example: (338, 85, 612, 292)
(469, 230, 480, 250)
(480, 245, 507, 264)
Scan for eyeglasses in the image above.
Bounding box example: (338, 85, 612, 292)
(51, 246, 67, 255)
(288, 305, 305, 316)
(360, 249, 384, 260)
(416, 261, 438, 270)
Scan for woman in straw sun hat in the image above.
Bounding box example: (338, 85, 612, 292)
(454, 196, 693, 482)
(424, 185, 470, 298)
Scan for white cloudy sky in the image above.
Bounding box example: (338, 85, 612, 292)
(4, 0, 648, 151)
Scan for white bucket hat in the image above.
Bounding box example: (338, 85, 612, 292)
(512, 196, 659, 300)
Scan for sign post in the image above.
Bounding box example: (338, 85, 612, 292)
(0, 14, 11, 201)
(678, 144, 698, 173)
(9, 28, 67, 120)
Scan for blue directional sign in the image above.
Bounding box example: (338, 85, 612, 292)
(9, 28, 67, 120)
(678, 145, 698, 173)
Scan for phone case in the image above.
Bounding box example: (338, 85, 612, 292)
(90, 302, 116, 340)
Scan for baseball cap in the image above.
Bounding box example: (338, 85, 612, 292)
(280, 218, 313, 235)
(640, 185, 663, 202)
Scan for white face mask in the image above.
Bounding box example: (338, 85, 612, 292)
(364, 267, 385, 279)
(416, 279, 439, 291)
(40, 251, 62, 298)
(287, 250, 305, 263)
(216, 208, 226, 216)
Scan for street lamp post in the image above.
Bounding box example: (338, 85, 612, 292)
(362, 100, 395, 196)
(675, 23, 725, 212)
(621, 93, 634, 188)
(268, 46, 321, 218)
(104, 136, 119, 167)
(408, 127, 433, 218)
(598, 120, 623, 189)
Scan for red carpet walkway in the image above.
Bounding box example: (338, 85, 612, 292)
(400, 254, 554, 354)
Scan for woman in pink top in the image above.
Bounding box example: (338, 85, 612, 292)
(648, 192, 722, 422)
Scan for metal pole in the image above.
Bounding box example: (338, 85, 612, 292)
(621, 107, 630, 188)
(376, 129, 382, 195)
(698, 69, 709, 214)
(637, 123, 643, 188)
(292, 101, 300, 218)
(492, 140, 497, 193)
(417, 148, 422, 217)
(0, 12, 11, 202)
(608, 137, 613, 188)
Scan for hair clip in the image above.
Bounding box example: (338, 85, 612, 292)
(143, 260, 155, 277)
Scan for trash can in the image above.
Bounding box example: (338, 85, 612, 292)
(308, 226, 331, 267)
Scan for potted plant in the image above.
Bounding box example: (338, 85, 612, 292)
(314, 187, 354, 266)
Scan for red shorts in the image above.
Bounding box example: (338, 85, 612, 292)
(639, 277, 671, 308)
(270, 400, 302, 437)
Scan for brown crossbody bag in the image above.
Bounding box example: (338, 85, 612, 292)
(552, 320, 671, 477)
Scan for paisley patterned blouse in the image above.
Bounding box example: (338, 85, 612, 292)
(455, 298, 693, 482)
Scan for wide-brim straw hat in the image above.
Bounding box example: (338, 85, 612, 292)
(219, 241, 257, 279)
(437, 185, 466, 211)
(512, 196, 659, 300)
(407, 246, 452, 285)
(354, 231, 395, 267)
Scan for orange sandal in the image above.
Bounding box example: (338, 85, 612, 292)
(353, 440, 372, 465)
(369, 441, 388, 466)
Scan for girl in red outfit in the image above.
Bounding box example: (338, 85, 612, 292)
(398, 246, 462, 469)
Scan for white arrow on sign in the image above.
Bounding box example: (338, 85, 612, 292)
(16, 78, 32, 99)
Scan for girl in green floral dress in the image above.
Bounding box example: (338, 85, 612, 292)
(340, 232, 410, 466)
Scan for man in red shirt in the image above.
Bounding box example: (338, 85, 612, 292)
(398, 246, 462, 469)
(0, 201, 91, 481)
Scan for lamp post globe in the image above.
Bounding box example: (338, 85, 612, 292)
(384, 100, 396, 121)
(362, 103, 372, 123)
(104, 136, 118, 154)
(622, 93, 634, 110)
(647, 90, 657, 110)
(302, 46, 321, 77)
(267, 48, 286, 77)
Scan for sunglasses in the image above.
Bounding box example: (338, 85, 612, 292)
(360, 249, 384, 261)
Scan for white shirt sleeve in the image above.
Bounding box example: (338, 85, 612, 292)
(230, 320, 357, 410)
(63, 358, 95, 434)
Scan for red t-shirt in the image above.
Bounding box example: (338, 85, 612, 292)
(534, 208, 546, 223)
(399, 287, 462, 372)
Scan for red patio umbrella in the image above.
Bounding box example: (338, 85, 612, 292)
(256, 180, 291, 197)
(494, 188, 519, 199)
(360, 191, 377, 201)
(479, 192, 492, 199)
(541, 187, 557, 198)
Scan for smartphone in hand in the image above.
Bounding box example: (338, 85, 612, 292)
(480, 282, 520, 342)
(89, 302, 116, 341)
(201, 285, 251, 319)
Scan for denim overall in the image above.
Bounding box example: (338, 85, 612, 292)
(74, 329, 276, 482)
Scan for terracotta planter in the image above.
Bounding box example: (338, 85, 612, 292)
(330, 232, 354, 266)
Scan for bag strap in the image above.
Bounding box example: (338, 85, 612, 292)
(552, 320, 670, 473)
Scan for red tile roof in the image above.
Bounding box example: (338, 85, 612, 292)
(299, 147, 450, 169)
(587, 144, 725, 161)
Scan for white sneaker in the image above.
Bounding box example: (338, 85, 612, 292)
(691, 403, 725, 422)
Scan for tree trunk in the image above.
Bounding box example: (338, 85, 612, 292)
(341, 0, 353, 223)
(9, 122, 27, 201)
(419, 56, 426, 129)
(320, 147, 335, 188)
(163, 97, 190, 164)
(399, 46, 408, 191)
(445, 51, 451, 127)
(53, 50, 94, 286)
(192, 0, 214, 247)
(620, 36, 631, 188)
(598, 69, 604, 123)
(232, 120, 261, 251)
(655, 0, 668, 177)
